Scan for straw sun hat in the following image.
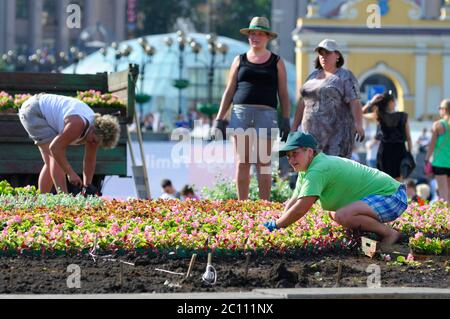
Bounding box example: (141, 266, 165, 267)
(239, 17, 278, 39)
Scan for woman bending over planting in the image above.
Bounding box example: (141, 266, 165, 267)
(264, 132, 407, 246)
(19, 93, 120, 194)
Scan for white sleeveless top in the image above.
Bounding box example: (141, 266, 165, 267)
(38, 94, 95, 144)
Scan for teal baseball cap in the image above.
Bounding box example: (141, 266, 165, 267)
(279, 132, 318, 157)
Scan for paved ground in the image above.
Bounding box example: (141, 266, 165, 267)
(1, 287, 449, 299)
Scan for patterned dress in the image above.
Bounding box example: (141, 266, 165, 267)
(300, 68, 361, 158)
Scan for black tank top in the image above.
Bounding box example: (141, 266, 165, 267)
(379, 112, 408, 143)
(232, 53, 280, 109)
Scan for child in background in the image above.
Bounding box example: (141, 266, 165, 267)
(181, 184, 199, 200)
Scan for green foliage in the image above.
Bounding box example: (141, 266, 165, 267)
(0, 181, 103, 210)
(137, 0, 272, 41)
(211, 0, 272, 40)
(201, 171, 293, 202)
(0, 180, 37, 196)
(0, 192, 104, 210)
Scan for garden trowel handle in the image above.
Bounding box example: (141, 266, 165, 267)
(207, 253, 212, 266)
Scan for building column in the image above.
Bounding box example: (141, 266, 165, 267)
(56, 0, 70, 53)
(443, 45, 450, 100)
(29, 0, 43, 52)
(114, 0, 126, 41)
(85, 0, 99, 28)
(0, 0, 16, 53)
(0, 0, 6, 53)
(415, 45, 427, 119)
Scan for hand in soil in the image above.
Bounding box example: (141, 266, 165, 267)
(380, 229, 401, 246)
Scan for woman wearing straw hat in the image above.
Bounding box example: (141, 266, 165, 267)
(291, 39, 365, 159)
(212, 16, 291, 201)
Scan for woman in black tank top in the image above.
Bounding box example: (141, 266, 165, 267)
(212, 17, 291, 201)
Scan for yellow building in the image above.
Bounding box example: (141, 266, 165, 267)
(293, 0, 450, 120)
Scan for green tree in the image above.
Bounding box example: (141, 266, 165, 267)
(137, 0, 204, 36)
(137, 0, 272, 40)
(211, 0, 272, 40)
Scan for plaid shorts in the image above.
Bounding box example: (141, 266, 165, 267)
(361, 184, 408, 223)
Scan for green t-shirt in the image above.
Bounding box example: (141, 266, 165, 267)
(292, 153, 401, 211)
(432, 119, 450, 168)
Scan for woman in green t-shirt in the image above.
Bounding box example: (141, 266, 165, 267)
(264, 132, 408, 246)
(425, 99, 450, 204)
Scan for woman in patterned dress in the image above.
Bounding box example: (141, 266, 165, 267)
(291, 39, 365, 158)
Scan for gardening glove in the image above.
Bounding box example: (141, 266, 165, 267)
(82, 184, 102, 197)
(263, 220, 278, 232)
(279, 117, 290, 142)
(210, 119, 228, 141)
(68, 171, 83, 188)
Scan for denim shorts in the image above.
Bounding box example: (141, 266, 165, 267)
(361, 184, 408, 223)
(229, 104, 278, 139)
(18, 94, 57, 145)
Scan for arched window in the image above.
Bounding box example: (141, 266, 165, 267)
(360, 74, 398, 103)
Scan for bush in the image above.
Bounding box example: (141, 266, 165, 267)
(201, 172, 293, 202)
(0, 180, 37, 196)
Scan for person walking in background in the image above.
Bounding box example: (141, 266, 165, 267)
(19, 93, 120, 194)
(212, 16, 291, 201)
(291, 39, 365, 158)
(159, 179, 180, 200)
(364, 92, 413, 181)
(417, 128, 430, 154)
(425, 99, 450, 204)
(180, 184, 199, 200)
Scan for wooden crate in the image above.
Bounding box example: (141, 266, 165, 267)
(0, 65, 139, 179)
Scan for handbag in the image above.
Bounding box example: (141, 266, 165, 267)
(400, 152, 415, 179)
(424, 161, 433, 175)
(399, 114, 415, 179)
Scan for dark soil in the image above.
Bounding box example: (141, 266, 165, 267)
(0, 249, 448, 294)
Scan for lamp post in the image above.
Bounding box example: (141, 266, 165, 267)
(110, 42, 133, 72)
(194, 34, 228, 122)
(136, 37, 156, 126)
(190, 41, 202, 106)
(164, 31, 192, 116)
(205, 34, 228, 107)
(69, 47, 86, 74)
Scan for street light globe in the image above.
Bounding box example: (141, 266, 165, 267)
(144, 45, 156, 56)
(138, 37, 148, 49)
(17, 55, 27, 65)
(100, 47, 108, 57)
(191, 41, 202, 54)
(120, 45, 133, 57)
(216, 43, 229, 55)
(164, 36, 173, 47)
(206, 33, 217, 44)
(47, 55, 56, 65)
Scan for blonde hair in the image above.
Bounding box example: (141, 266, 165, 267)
(93, 114, 120, 149)
(441, 99, 450, 113)
(416, 183, 430, 200)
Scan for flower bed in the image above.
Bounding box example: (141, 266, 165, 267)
(0, 194, 448, 256)
(0, 90, 125, 113)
